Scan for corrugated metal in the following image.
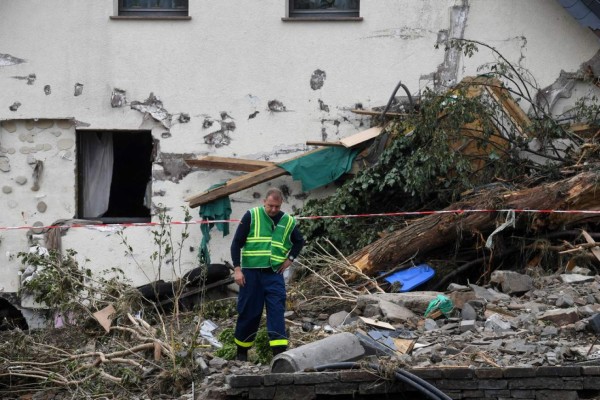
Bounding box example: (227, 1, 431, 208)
(558, 0, 600, 35)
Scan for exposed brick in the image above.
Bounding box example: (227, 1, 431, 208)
(484, 389, 511, 397)
(534, 390, 578, 400)
(474, 368, 503, 379)
(477, 379, 508, 390)
(536, 366, 580, 377)
(359, 381, 406, 395)
(442, 368, 475, 380)
(263, 373, 295, 386)
(410, 368, 443, 379)
(314, 382, 359, 395)
(582, 365, 600, 375)
(339, 370, 378, 382)
(227, 375, 264, 388)
(226, 387, 248, 397)
(443, 391, 463, 400)
(273, 385, 316, 400)
(249, 386, 276, 399)
(584, 378, 600, 389)
(561, 377, 583, 390)
(503, 367, 537, 378)
(293, 372, 339, 385)
(434, 379, 479, 390)
(461, 389, 485, 397)
(508, 377, 565, 390)
(510, 389, 536, 398)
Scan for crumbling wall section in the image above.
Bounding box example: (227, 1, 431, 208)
(0, 119, 77, 293)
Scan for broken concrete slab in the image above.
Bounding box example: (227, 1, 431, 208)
(490, 270, 533, 295)
(539, 307, 579, 326)
(357, 292, 440, 315)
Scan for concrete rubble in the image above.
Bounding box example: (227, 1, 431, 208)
(189, 268, 600, 398)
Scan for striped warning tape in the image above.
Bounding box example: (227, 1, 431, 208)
(1, 208, 600, 232)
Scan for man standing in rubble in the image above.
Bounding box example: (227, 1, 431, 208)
(231, 187, 305, 361)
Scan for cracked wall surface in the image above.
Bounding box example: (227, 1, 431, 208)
(0, 0, 599, 301)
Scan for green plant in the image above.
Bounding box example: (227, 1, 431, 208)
(300, 39, 591, 257)
(215, 326, 273, 364)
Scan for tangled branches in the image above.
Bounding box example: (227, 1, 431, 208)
(287, 240, 384, 314)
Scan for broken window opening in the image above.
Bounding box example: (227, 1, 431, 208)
(118, 0, 188, 17)
(0, 299, 28, 331)
(288, 0, 360, 18)
(77, 131, 153, 223)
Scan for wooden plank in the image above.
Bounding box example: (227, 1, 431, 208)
(185, 156, 274, 172)
(185, 147, 326, 208)
(339, 126, 383, 148)
(350, 109, 409, 118)
(186, 165, 288, 208)
(393, 338, 416, 355)
(358, 316, 395, 330)
(581, 229, 600, 263)
(306, 140, 345, 147)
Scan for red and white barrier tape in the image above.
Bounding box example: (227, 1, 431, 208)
(2, 208, 600, 232)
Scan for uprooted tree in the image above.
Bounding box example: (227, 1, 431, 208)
(300, 38, 600, 284)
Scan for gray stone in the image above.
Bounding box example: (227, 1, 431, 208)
(424, 318, 438, 331)
(378, 300, 415, 323)
(362, 303, 381, 318)
(0, 156, 10, 172)
(540, 326, 558, 337)
(484, 313, 512, 333)
(490, 270, 533, 294)
(36, 201, 47, 213)
(469, 284, 511, 303)
(34, 119, 53, 129)
(556, 293, 575, 308)
(357, 292, 440, 314)
(560, 274, 595, 284)
(57, 138, 75, 150)
(461, 302, 478, 320)
(15, 176, 27, 185)
(447, 283, 469, 291)
(460, 319, 477, 332)
(328, 310, 350, 327)
(1, 120, 16, 133)
(56, 120, 73, 129)
(2, 186, 12, 194)
(31, 221, 44, 234)
(208, 357, 228, 369)
(539, 307, 579, 326)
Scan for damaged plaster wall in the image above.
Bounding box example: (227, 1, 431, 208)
(1, 1, 600, 301)
(0, 119, 77, 293)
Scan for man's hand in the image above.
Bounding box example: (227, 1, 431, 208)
(277, 259, 293, 274)
(234, 267, 245, 287)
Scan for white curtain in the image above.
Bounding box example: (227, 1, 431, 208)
(82, 132, 114, 218)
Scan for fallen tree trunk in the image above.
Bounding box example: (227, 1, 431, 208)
(348, 171, 600, 276)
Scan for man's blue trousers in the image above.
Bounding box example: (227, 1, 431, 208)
(234, 268, 288, 349)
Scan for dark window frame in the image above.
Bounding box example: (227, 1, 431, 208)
(287, 0, 360, 19)
(118, 0, 189, 17)
(76, 130, 154, 224)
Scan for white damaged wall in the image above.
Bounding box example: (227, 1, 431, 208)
(0, 1, 599, 298)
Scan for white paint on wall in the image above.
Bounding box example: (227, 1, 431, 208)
(0, 1, 599, 299)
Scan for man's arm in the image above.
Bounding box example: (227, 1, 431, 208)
(288, 226, 305, 259)
(231, 211, 251, 286)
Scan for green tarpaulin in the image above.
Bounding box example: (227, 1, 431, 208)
(278, 147, 359, 191)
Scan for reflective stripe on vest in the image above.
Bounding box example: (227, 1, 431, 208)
(241, 207, 295, 269)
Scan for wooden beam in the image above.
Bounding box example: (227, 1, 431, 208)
(306, 140, 345, 147)
(185, 147, 326, 208)
(351, 109, 409, 118)
(339, 126, 383, 148)
(185, 165, 288, 208)
(185, 156, 274, 172)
